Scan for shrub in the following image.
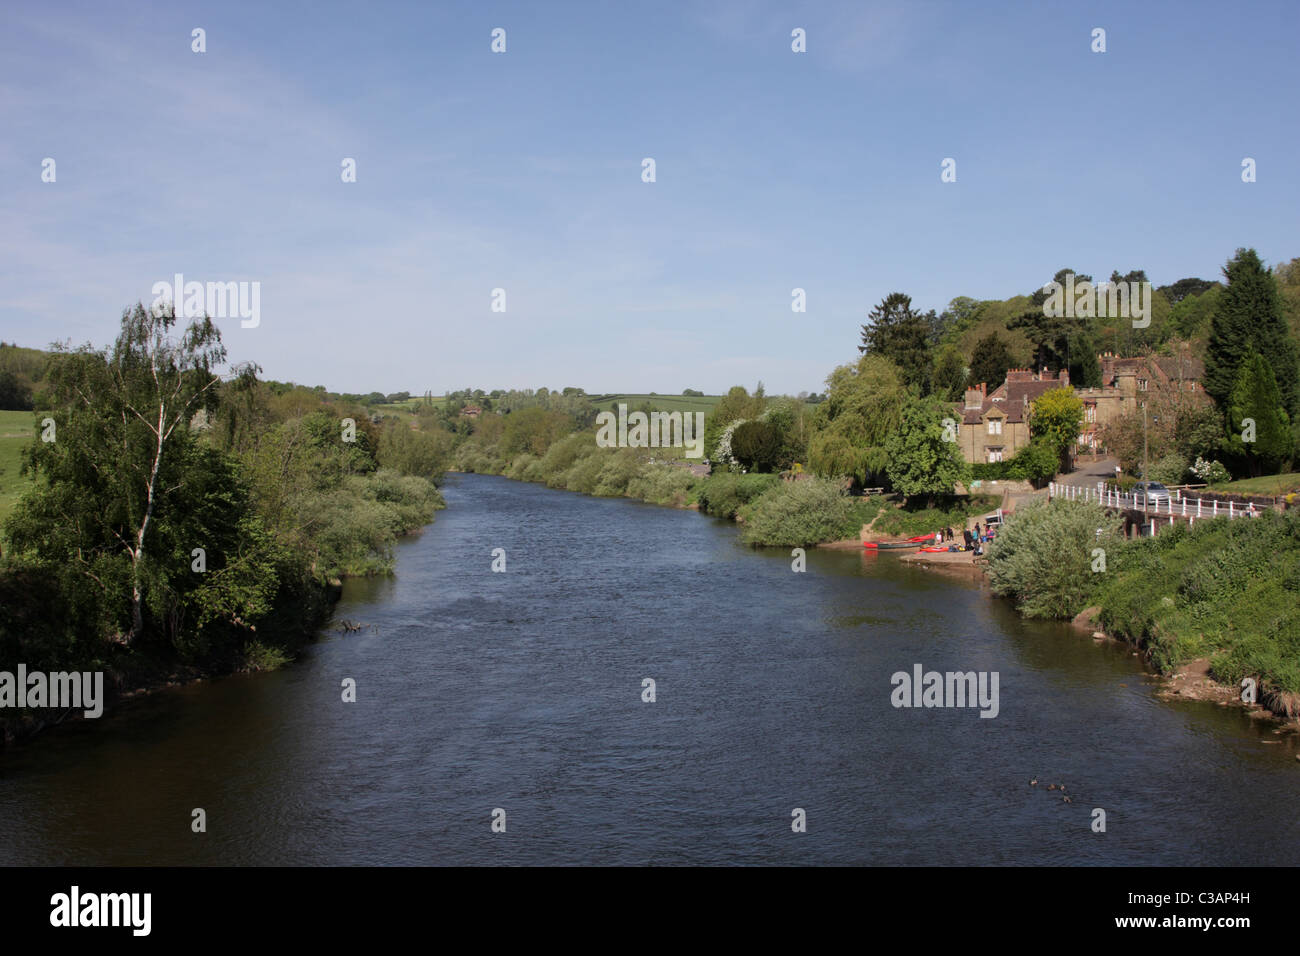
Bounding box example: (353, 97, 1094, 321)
(695, 472, 781, 519)
(626, 465, 697, 507)
(730, 420, 782, 473)
(1190, 456, 1230, 485)
(1148, 453, 1189, 485)
(985, 499, 1120, 619)
(738, 478, 861, 547)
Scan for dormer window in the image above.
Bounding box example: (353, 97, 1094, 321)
(987, 418, 1003, 436)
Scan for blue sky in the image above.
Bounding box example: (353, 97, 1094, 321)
(2, 0, 1297, 395)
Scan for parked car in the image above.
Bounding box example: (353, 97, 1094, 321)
(1133, 481, 1171, 508)
(983, 511, 1004, 529)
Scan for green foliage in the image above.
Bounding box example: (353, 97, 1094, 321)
(859, 292, 934, 394)
(730, 420, 782, 472)
(1189, 457, 1230, 485)
(1159, 277, 1219, 305)
(807, 354, 905, 484)
(704, 385, 767, 465)
(1027, 386, 1083, 457)
(242, 640, 293, 671)
(985, 499, 1120, 619)
(759, 397, 811, 469)
(871, 495, 997, 538)
(967, 332, 1013, 389)
(376, 421, 454, 478)
(1205, 248, 1300, 419)
(931, 344, 967, 402)
(737, 478, 862, 547)
(882, 395, 968, 498)
(694, 472, 781, 519)
(1068, 332, 1102, 388)
(1224, 349, 1294, 476)
(0, 369, 33, 410)
(1148, 452, 1189, 485)
(1094, 511, 1300, 693)
(1008, 438, 1060, 483)
(1168, 285, 1221, 341)
(0, 309, 451, 684)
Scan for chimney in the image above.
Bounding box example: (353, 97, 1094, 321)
(1006, 368, 1033, 383)
(964, 383, 986, 410)
(1059, 368, 1069, 387)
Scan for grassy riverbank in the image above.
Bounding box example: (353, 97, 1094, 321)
(986, 499, 1300, 717)
(0, 314, 455, 745)
(455, 423, 998, 547)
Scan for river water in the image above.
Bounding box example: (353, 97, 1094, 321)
(2, 472, 1297, 865)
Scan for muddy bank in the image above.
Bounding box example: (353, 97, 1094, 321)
(1069, 606, 1300, 729)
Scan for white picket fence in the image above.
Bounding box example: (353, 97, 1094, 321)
(1047, 481, 1261, 522)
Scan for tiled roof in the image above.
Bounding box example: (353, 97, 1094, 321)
(963, 378, 1062, 424)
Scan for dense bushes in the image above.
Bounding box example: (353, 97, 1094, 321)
(985, 499, 1121, 619)
(968, 440, 1057, 484)
(986, 498, 1300, 697)
(1095, 510, 1300, 693)
(737, 479, 865, 547)
(0, 309, 451, 685)
(695, 472, 781, 519)
(1148, 452, 1189, 485)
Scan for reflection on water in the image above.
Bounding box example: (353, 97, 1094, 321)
(2, 473, 1297, 865)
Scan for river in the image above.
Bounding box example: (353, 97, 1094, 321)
(2, 472, 1297, 865)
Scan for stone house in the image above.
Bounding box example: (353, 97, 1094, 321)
(956, 351, 1205, 462)
(958, 368, 1070, 464)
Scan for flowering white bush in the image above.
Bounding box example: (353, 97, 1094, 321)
(1190, 456, 1230, 485)
(713, 419, 747, 471)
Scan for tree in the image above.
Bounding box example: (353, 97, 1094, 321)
(807, 354, 905, 485)
(0, 369, 33, 410)
(967, 332, 1013, 389)
(1067, 331, 1102, 388)
(1204, 248, 1300, 419)
(1158, 277, 1219, 305)
(1017, 268, 1093, 371)
(1006, 438, 1059, 485)
(730, 420, 782, 472)
(1223, 350, 1294, 477)
(23, 304, 230, 643)
(938, 296, 982, 341)
(882, 394, 967, 501)
(1027, 386, 1083, 469)
(704, 385, 767, 463)
(760, 397, 811, 469)
(931, 345, 967, 402)
(858, 292, 934, 394)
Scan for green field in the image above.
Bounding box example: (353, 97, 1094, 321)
(0, 410, 37, 527)
(590, 394, 722, 415)
(1208, 472, 1300, 496)
(376, 393, 725, 417)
